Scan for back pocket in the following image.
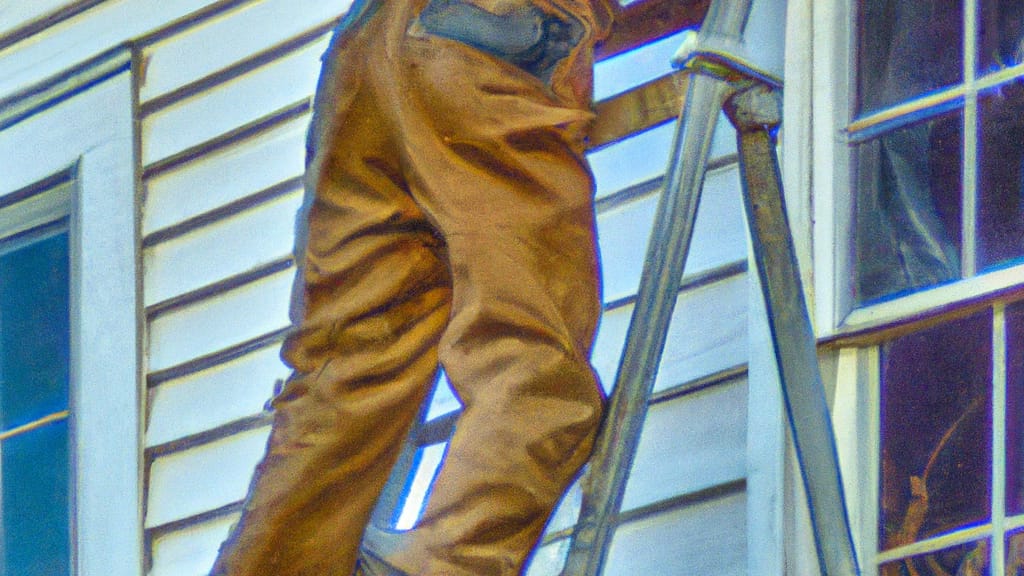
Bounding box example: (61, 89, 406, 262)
(417, 0, 583, 83)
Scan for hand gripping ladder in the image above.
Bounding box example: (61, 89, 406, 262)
(560, 0, 861, 574)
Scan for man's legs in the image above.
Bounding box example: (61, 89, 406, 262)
(385, 29, 606, 576)
(210, 27, 452, 574)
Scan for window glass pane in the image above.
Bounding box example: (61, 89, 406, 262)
(854, 112, 963, 304)
(1008, 528, 1024, 573)
(978, 0, 1024, 73)
(977, 87, 1024, 271)
(0, 228, 70, 431)
(2, 419, 71, 575)
(880, 313, 991, 550)
(1006, 301, 1024, 515)
(879, 540, 989, 576)
(857, 0, 963, 114)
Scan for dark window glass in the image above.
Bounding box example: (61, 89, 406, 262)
(879, 540, 990, 576)
(0, 227, 70, 430)
(978, 0, 1024, 73)
(1007, 302, 1024, 515)
(855, 112, 963, 303)
(1, 420, 71, 575)
(1008, 528, 1024, 574)
(977, 87, 1024, 270)
(880, 313, 991, 550)
(857, 0, 964, 115)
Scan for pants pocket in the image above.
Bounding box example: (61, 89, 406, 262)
(416, 0, 584, 83)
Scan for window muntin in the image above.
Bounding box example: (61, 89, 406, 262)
(849, 0, 1024, 307)
(0, 220, 71, 575)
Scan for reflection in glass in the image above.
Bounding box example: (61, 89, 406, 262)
(857, 0, 963, 114)
(855, 112, 962, 303)
(978, 0, 1024, 73)
(1007, 303, 1024, 516)
(1008, 529, 1024, 575)
(978, 86, 1024, 270)
(0, 228, 70, 431)
(880, 540, 989, 576)
(880, 313, 991, 550)
(1, 421, 71, 575)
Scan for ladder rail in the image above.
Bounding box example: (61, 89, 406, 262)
(560, 3, 754, 573)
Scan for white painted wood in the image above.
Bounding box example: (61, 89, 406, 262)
(140, 0, 348, 102)
(143, 188, 302, 306)
(146, 345, 288, 447)
(598, 164, 745, 303)
(746, 241, 787, 576)
(545, 478, 582, 534)
(149, 514, 238, 576)
(147, 267, 294, 373)
(525, 539, 572, 576)
(141, 37, 326, 165)
(603, 491, 747, 576)
(591, 273, 749, 395)
(0, 0, 223, 97)
(425, 371, 460, 419)
(593, 29, 691, 100)
(394, 443, 446, 530)
(143, 112, 308, 235)
(621, 377, 748, 511)
(0, 0, 82, 39)
(589, 122, 674, 199)
(0, 61, 142, 576)
(146, 426, 271, 528)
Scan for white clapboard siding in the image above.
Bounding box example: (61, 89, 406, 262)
(593, 29, 689, 101)
(603, 491, 747, 576)
(589, 112, 737, 200)
(0, 0, 225, 95)
(139, 0, 347, 103)
(527, 539, 575, 576)
(0, 0, 80, 38)
(149, 514, 239, 576)
(146, 426, 271, 528)
(621, 377, 748, 511)
(143, 112, 308, 235)
(144, 189, 302, 306)
(597, 164, 746, 303)
(147, 345, 288, 447)
(147, 268, 294, 373)
(141, 36, 327, 166)
(591, 272, 748, 395)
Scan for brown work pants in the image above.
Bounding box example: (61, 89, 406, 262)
(210, 1, 605, 574)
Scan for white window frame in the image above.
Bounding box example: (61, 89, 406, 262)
(0, 48, 142, 576)
(808, 0, 1024, 339)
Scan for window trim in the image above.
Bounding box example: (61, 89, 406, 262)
(0, 47, 142, 576)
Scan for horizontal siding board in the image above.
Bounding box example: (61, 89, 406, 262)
(149, 514, 238, 576)
(140, 0, 345, 102)
(0, 0, 225, 97)
(593, 29, 690, 101)
(143, 112, 308, 235)
(592, 272, 748, 395)
(526, 539, 572, 576)
(0, 0, 85, 38)
(146, 426, 270, 527)
(141, 37, 324, 165)
(144, 189, 301, 306)
(589, 122, 674, 199)
(147, 268, 293, 373)
(621, 377, 748, 510)
(604, 491, 747, 575)
(146, 345, 288, 447)
(597, 162, 744, 303)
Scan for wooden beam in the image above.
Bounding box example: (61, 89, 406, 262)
(589, 70, 689, 150)
(596, 0, 710, 61)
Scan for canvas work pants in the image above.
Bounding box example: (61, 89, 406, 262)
(210, 0, 608, 574)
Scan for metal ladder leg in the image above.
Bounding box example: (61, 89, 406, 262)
(561, 0, 860, 572)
